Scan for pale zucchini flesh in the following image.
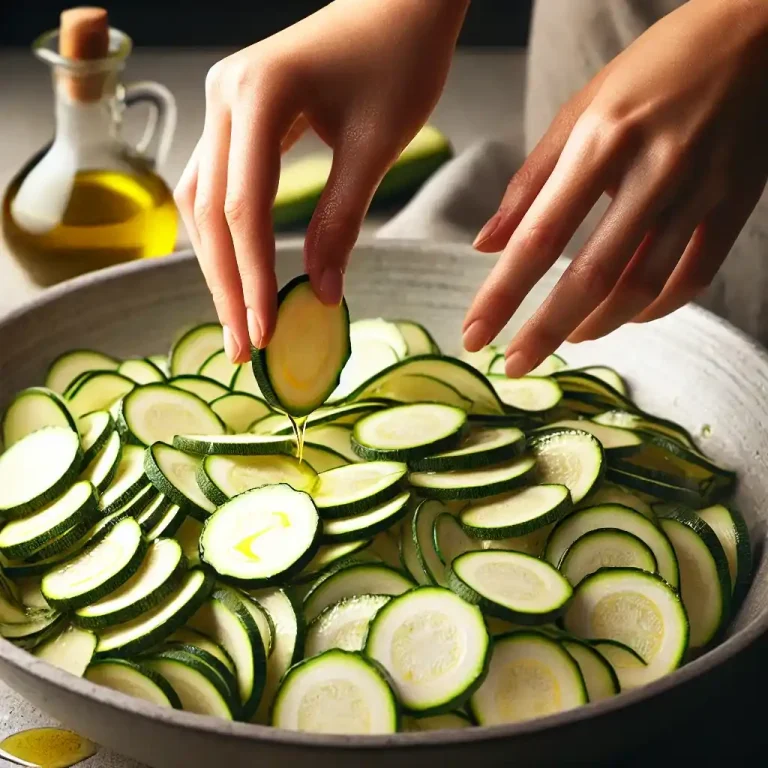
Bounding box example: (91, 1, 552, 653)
(86, 658, 182, 709)
(2, 387, 76, 448)
(305, 594, 391, 657)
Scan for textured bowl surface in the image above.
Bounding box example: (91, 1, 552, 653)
(0, 240, 767, 768)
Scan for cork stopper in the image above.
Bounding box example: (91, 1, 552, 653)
(59, 7, 109, 102)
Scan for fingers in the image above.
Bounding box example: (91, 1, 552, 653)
(568, 183, 716, 342)
(175, 138, 250, 364)
(500, 164, 672, 377)
(634, 183, 765, 323)
(304, 132, 397, 305)
(226, 96, 297, 350)
(462, 110, 627, 354)
(281, 113, 309, 154)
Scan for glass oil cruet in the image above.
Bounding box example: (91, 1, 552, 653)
(2, 7, 178, 286)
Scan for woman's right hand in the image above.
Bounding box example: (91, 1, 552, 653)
(175, 0, 468, 363)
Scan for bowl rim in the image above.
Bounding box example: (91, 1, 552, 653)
(1, 238, 767, 749)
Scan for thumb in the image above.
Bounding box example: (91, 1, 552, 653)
(304, 135, 396, 304)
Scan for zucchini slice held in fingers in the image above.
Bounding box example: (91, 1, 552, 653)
(252, 275, 351, 417)
(272, 649, 398, 734)
(200, 484, 321, 586)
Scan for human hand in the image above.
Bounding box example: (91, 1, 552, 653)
(464, 0, 768, 377)
(175, 0, 468, 362)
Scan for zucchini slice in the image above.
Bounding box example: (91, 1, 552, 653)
(394, 319, 440, 356)
(462, 346, 500, 374)
(593, 409, 698, 452)
(433, 512, 481, 567)
(469, 631, 586, 725)
(402, 712, 472, 731)
(119, 384, 224, 447)
(0, 481, 98, 560)
(210, 393, 271, 434)
(143, 649, 237, 720)
(170, 375, 230, 404)
(529, 428, 604, 504)
(136, 492, 172, 533)
(300, 444, 349, 473)
(74, 538, 186, 628)
(489, 354, 568, 377)
(559, 528, 658, 586)
(149, 355, 170, 376)
(1, 610, 65, 649)
(293, 539, 374, 584)
(488, 376, 563, 413)
(231, 363, 264, 397)
(118, 358, 167, 385)
(657, 505, 730, 649)
(322, 491, 411, 543)
(545, 419, 642, 456)
(544, 503, 679, 588)
(304, 563, 415, 623)
(173, 516, 203, 566)
(46, 349, 120, 394)
(200, 484, 320, 586)
(145, 442, 216, 519)
(80, 429, 122, 492)
(413, 499, 452, 586)
(166, 627, 236, 677)
(578, 483, 655, 521)
(578, 366, 627, 396)
(174, 433, 294, 456)
(351, 403, 466, 462)
(248, 587, 304, 723)
(449, 550, 573, 624)
(96, 567, 214, 657)
(562, 569, 688, 690)
(312, 461, 407, 518)
(2, 387, 76, 448)
(305, 594, 392, 657)
(697, 503, 752, 605)
(409, 454, 536, 501)
(147, 503, 187, 541)
(99, 444, 147, 514)
(197, 453, 318, 506)
(270, 402, 391, 434)
(156, 642, 240, 706)
(329, 340, 400, 403)
(252, 275, 351, 417)
(78, 410, 114, 466)
(346, 356, 505, 416)
(199, 349, 239, 386)
(0, 426, 82, 518)
(85, 658, 181, 708)
(365, 586, 489, 714)
(400, 508, 432, 585)
(460, 484, 571, 539)
(305, 425, 359, 463)
(561, 637, 619, 702)
(42, 518, 147, 611)
(351, 318, 408, 359)
(33, 624, 97, 676)
(409, 426, 525, 473)
(188, 584, 267, 719)
(66, 371, 136, 418)
(590, 638, 648, 688)
(272, 649, 398, 734)
(606, 464, 705, 507)
(169, 323, 223, 377)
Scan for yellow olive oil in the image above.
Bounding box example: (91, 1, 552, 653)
(0, 727, 97, 768)
(3, 157, 177, 287)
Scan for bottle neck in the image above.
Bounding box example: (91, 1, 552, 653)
(51, 70, 118, 150)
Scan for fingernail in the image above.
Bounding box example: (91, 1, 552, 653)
(463, 319, 492, 352)
(316, 267, 344, 306)
(222, 325, 241, 363)
(505, 350, 532, 378)
(247, 308, 264, 349)
(473, 213, 501, 249)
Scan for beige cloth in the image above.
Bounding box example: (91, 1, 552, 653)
(525, 0, 768, 343)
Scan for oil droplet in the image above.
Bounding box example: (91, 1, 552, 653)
(0, 728, 97, 768)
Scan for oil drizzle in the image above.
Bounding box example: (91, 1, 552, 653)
(288, 415, 309, 464)
(0, 728, 96, 768)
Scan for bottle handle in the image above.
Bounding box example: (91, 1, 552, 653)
(122, 81, 177, 169)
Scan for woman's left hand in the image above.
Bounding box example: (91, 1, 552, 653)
(464, 0, 768, 377)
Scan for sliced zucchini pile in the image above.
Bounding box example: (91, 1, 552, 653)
(0, 306, 751, 736)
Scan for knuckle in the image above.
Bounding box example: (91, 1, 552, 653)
(193, 198, 216, 231)
(173, 181, 193, 212)
(521, 223, 557, 252)
(570, 258, 615, 300)
(205, 61, 226, 99)
(223, 194, 250, 229)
